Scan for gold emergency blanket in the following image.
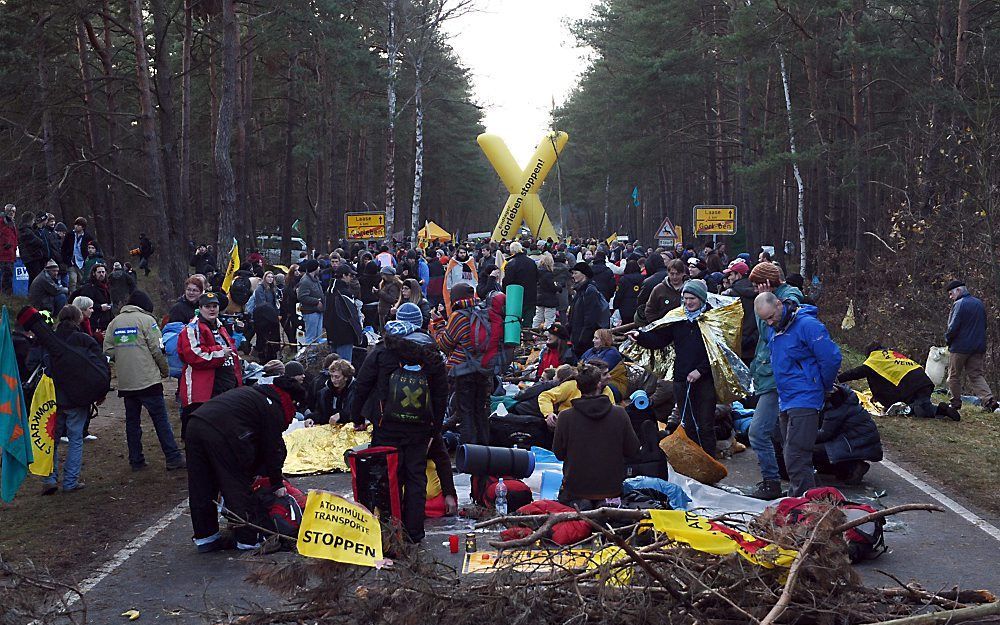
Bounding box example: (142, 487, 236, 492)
(283, 423, 372, 475)
(621, 294, 751, 403)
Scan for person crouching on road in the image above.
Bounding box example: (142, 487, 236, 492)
(754, 291, 842, 497)
(104, 290, 185, 472)
(177, 292, 243, 438)
(350, 309, 448, 543)
(838, 341, 961, 421)
(185, 376, 305, 552)
(627, 279, 718, 457)
(553, 363, 640, 511)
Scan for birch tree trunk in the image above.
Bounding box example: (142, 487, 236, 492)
(128, 0, 179, 298)
(409, 60, 424, 242)
(215, 0, 239, 268)
(778, 48, 807, 275)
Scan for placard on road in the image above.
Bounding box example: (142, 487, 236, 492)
(345, 211, 386, 240)
(692, 205, 737, 236)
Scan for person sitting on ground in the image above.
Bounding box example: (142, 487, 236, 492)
(508, 364, 575, 418)
(553, 363, 640, 511)
(29, 259, 68, 314)
(539, 359, 616, 430)
(838, 342, 960, 421)
(813, 384, 883, 485)
(305, 358, 357, 427)
(580, 328, 627, 397)
(185, 376, 306, 552)
(535, 322, 577, 380)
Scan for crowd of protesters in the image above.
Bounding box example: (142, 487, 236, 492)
(8, 214, 994, 550)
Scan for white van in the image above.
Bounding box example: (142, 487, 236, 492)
(256, 235, 308, 265)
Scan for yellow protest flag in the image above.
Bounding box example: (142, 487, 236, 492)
(221, 238, 240, 294)
(648, 510, 798, 568)
(606, 232, 617, 245)
(297, 490, 383, 567)
(27, 374, 57, 476)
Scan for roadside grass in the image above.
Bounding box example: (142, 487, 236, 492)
(840, 345, 1000, 515)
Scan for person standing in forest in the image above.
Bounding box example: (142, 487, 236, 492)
(944, 280, 998, 412)
(61, 217, 97, 293)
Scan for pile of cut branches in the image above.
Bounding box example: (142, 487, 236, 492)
(0, 557, 85, 625)
(220, 500, 999, 625)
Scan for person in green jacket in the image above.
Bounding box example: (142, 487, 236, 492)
(746, 262, 802, 500)
(104, 290, 186, 472)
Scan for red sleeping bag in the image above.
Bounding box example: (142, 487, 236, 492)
(499, 499, 592, 545)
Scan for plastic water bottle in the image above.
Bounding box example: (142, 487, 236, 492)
(495, 478, 508, 515)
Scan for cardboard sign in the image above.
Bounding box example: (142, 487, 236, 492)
(297, 491, 383, 567)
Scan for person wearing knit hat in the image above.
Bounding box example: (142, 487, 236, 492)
(396, 301, 424, 327)
(104, 289, 185, 473)
(627, 276, 718, 457)
(568, 259, 607, 359)
(283, 360, 306, 382)
(945, 281, 997, 412)
(748, 262, 781, 288)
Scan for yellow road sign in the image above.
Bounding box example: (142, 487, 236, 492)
(345, 212, 386, 240)
(692, 205, 737, 235)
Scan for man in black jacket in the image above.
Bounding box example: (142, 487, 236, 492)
(350, 322, 447, 542)
(568, 262, 608, 358)
(60, 217, 97, 292)
(838, 342, 960, 421)
(635, 252, 668, 324)
(502, 241, 538, 328)
(324, 264, 364, 362)
(590, 251, 616, 301)
(184, 377, 305, 552)
(628, 279, 717, 456)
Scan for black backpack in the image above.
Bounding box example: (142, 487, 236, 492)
(382, 363, 434, 426)
(230, 275, 252, 306)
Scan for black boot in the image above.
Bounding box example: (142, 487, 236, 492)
(748, 480, 782, 500)
(936, 402, 961, 422)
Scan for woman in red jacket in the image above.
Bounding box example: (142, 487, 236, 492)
(177, 292, 243, 437)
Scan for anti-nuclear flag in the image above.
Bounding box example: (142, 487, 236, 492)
(0, 307, 32, 502)
(27, 373, 57, 476)
(648, 509, 798, 568)
(221, 238, 240, 294)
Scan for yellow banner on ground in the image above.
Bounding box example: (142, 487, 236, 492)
(297, 491, 383, 567)
(27, 374, 56, 476)
(648, 510, 798, 568)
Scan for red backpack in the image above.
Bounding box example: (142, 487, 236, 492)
(771, 486, 886, 563)
(252, 478, 307, 538)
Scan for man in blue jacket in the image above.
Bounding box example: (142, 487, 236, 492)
(945, 280, 997, 412)
(755, 292, 842, 497)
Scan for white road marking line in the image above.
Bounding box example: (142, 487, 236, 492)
(881, 459, 1000, 542)
(62, 499, 188, 607)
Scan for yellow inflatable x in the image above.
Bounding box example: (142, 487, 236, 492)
(478, 131, 568, 241)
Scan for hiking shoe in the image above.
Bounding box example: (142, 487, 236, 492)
(84, 434, 98, 441)
(197, 533, 236, 553)
(843, 462, 870, 485)
(886, 402, 910, 416)
(63, 483, 86, 493)
(166, 459, 187, 471)
(40, 484, 58, 496)
(937, 402, 961, 422)
(749, 480, 783, 500)
(131, 462, 148, 472)
(986, 399, 1000, 413)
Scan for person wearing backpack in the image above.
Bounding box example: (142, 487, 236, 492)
(228, 269, 254, 309)
(430, 283, 493, 446)
(19, 304, 112, 493)
(137, 233, 154, 277)
(350, 311, 448, 543)
(567, 262, 609, 359)
(251, 271, 281, 362)
(103, 290, 185, 472)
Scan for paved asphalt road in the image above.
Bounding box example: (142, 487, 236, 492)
(68, 447, 1000, 624)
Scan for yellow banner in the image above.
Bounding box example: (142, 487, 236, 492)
(863, 349, 921, 387)
(648, 510, 797, 568)
(221, 238, 240, 294)
(27, 374, 57, 476)
(297, 491, 383, 567)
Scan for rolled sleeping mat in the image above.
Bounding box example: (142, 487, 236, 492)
(456, 444, 535, 478)
(630, 390, 650, 410)
(504, 284, 523, 345)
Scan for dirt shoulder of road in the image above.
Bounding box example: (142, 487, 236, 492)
(0, 382, 189, 579)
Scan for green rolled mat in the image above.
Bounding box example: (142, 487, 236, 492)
(504, 284, 524, 345)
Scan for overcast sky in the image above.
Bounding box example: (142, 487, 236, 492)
(444, 0, 596, 162)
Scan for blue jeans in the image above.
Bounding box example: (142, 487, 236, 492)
(749, 391, 781, 481)
(45, 406, 88, 490)
(124, 393, 183, 467)
(303, 312, 323, 344)
(333, 343, 354, 361)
